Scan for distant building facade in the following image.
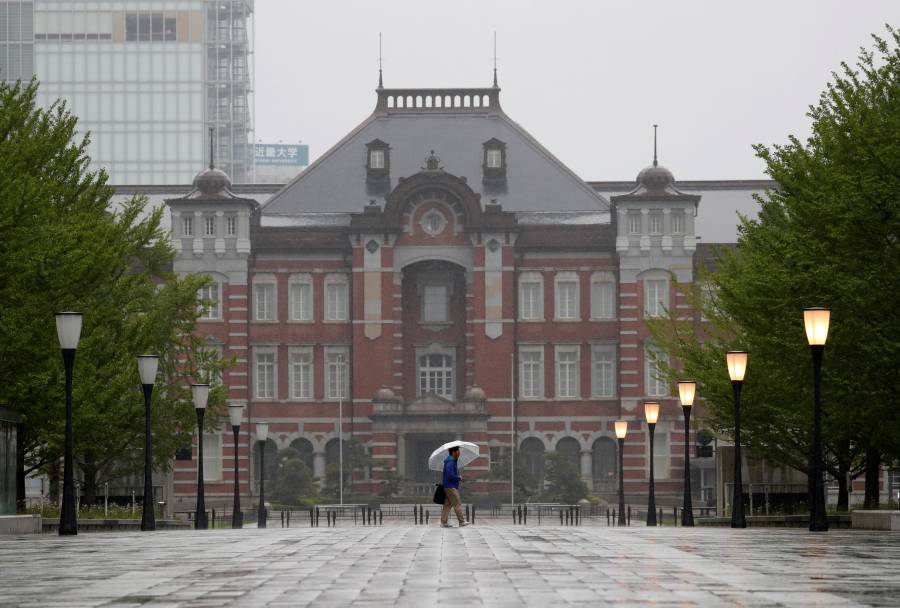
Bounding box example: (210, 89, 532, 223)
(159, 81, 788, 516)
(0, 0, 255, 184)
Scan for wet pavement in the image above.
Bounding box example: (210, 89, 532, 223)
(1, 525, 899, 606)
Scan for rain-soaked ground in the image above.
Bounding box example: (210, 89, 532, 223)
(0, 525, 898, 606)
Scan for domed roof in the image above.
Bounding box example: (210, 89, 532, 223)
(192, 166, 232, 197)
(464, 385, 486, 401)
(635, 162, 676, 193)
(373, 385, 397, 402)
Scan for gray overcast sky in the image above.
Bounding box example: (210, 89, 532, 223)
(254, 0, 897, 181)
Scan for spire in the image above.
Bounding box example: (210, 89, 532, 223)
(492, 31, 498, 88)
(652, 124, 658, 167)
(377, 32, 384, 89)
(208, 127, 214, 169)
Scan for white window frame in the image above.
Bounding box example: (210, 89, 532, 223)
(225, 215, 237, 236)
(422, 284, 449, 323)
(555, 345, 580, 399)
(288, 274, 313, 322)
(649, 211, 663, 235)
(590, 272, 616, 320)
(671, 211, 685, 235)
(254, 349, 276, 400)
(202, 433, 221, 481)
(253, 275, 277, 321)
(486, 147, 502, 168)
(198, 281, 221, 320)
(519, 346, 544, 399)
(591, 344, 616, 398)
(324, 274, 349, 321)
(645, 344, 668, 397)
(518, 272, 543, 320)
(369, 148, 385, 169)
(204, 215, 216, 237)
(627, 213, 641, 235)
(554, 272, 579, 321)
(652, 426, 669, 481)
(288, 346, 313, 400)
(417, 352, 455, 399)
(182, 215, 193, 237)
(644, 277, 669, 318)
(325, 346, 350, 400)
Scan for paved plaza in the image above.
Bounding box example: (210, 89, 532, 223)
(2, 525, 900, 607)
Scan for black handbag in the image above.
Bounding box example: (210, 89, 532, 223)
(433, 483, 446, 505)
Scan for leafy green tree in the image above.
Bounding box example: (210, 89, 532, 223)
(649, 26, 900, 510)
(269, 447, 316, 505)
(489, 450, 541, 501)
(323, 439, 373, 500)
(542, 452, 588, 504)
(0, 79, 229, 506)
(377, 466, 402, 500)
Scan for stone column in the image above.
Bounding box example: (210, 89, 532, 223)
(313, 451, 326, 480)
(580, 449, 593, 487)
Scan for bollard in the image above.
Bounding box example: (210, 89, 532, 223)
(425, 510, 429, 524)
(627, 506, 631, 526)
(315, 506, 320, 527)
(612, 508, 616, 526)
(472, 505, 475, 524)
(310, 508, 314, 528)
(465, 505, 470, 522)
(287, 510, 291, 528)
(607, 508, 610, 526)
(281, 511, 285, 527)
(674, 507, 677, 526)
(414, 506, 418, 525)
(212, 509, 216, 529)
(379, 509, 383, 526)
(512, 505, 517, 524)
(658, 507, 663, 526)
(524, 505, 527, 525)
(560, 509, 564, 525)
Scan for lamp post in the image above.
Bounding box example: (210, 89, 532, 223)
(645, 402, 660, 526)
(726, 351, 747, 528)
(615, 420, 628, 526)
(229, 403, 244, 529)
(191, 383, 210, 530)
(55, 312, 83, 536)
(256, 423, 269, 528)
(137, 355, 159, 532)
(804, 307, 830, 532)
(678, 381, 696, 527)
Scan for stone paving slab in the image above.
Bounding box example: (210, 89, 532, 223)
(1, 526, 899, 606)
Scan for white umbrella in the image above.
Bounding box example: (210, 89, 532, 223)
(428, 440, 480, 472)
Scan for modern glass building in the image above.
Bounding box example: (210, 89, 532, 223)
(1, 0, 254, 185)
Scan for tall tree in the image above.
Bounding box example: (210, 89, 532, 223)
(649, 26, 900, 510)
(0, 79, 229, 506)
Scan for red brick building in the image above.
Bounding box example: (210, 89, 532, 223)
(166, 83, 754, 513)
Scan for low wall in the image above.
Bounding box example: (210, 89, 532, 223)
(41, 519, 192, 533)
(851, 510, 900, 531)
(697, 514, 852, 528)
(0, 515, 41, 535)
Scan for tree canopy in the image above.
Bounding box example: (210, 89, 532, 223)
(0, 79, 228, 505)
(649, 26, 900, 508)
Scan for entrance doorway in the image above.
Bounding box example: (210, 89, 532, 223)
(405, 433, 456, 483)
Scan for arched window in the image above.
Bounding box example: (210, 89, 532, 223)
(521, 438, 546, 481)
(325, 438, 341, 469)
(592, 437, 617, 492)
(556, 437, 581, 471)
(289, 438, 315, 473)
(418, 354, 453, 399)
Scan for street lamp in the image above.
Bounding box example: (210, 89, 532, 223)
(615, 420, 628, 526)
(726, 351, 747, 528)
(55, 312, 83, 536)
(644, 402, 660, 526)
(229, 403, 244, 529)
(804, 307, 830, 532)
(678, 380, 696, 527)
(256, 422, 269, 529)
(191, 383, 210, 530)
(137, 355, 159, 532)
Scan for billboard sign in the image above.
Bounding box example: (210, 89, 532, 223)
(255, 143, 309, 166)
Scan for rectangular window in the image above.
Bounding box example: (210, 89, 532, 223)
(198, 283, 220, 320)
(125, 13, 137, 41)
(326, 348, 349, 399)
(644, 279, 668, 318)
(255, 352, 275, 399)
(422, 285, 448, 322)
(519, 278, 543, 320)
(418, 353, 454, 399)
(138, 13, 150, 41)
(226, 216, 237, 236)
(653, 430, 669, 480)
(202, 434, 221, 481)
(369, 149, 385, 169)
(289, 348, 312, 400)
(591, 345, 615, 397)
(646, 345, 667, 397)
(555, 347, 579, 399)
(289, 280, 312, 321)
(325, 279, 348, 321)
(204, 216, 215, 236)
(150, 13, 163, 41)
(671, 211, 685, 234)
(519, 348, 544, 398)
(164, 16, 177, 41)
(555, 276, 579, 320)
(628, 213, 641, 235)
(254, 283, 276, 321)
(649, 212, 663, 235)
(591, 279, 615, 319)
(182, 216, 193, 237)
(486, 148, 502, 168)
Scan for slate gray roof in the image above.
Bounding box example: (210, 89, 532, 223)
(262, 88, 608, 216)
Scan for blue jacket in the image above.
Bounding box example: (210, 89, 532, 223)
(442, 455, 460, 489)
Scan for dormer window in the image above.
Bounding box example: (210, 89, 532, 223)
(482, 138, 507, 180)
(365, 139, 390, 179)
